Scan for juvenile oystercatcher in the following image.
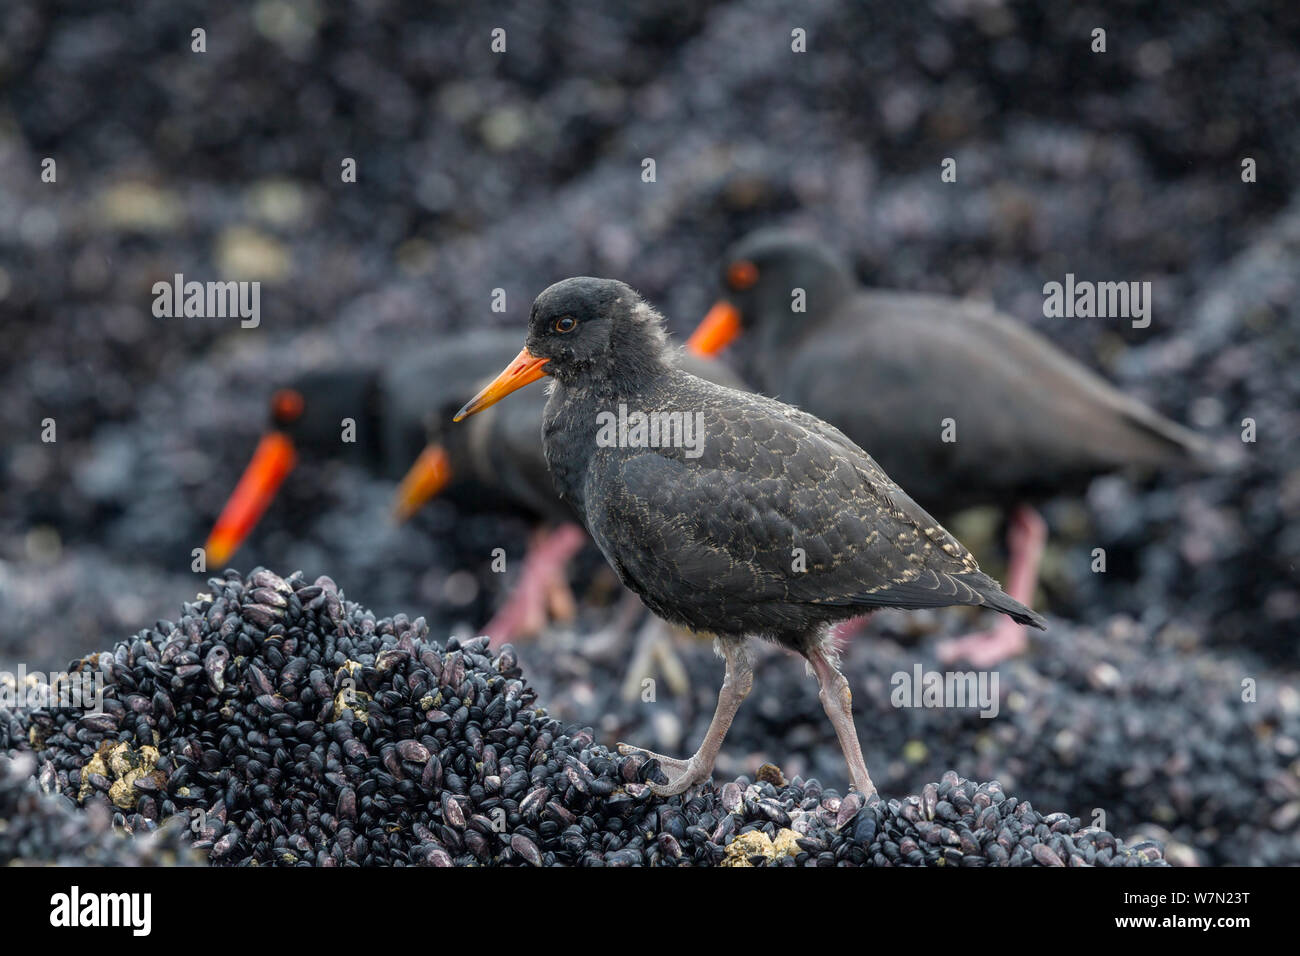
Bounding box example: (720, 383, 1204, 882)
(397, 343, 750, 693)
(689, 231, 1214, 666)
(454, 277, 1045, 797)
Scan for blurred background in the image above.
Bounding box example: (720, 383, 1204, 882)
(1, 0, 1298, 864)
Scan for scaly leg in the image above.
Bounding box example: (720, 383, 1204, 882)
(938, 504, 1046, 668)
(618, 638, 752, 797)
(806, 639, 876, 797)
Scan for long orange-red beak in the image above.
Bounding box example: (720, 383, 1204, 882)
(453, 347, 549, 421)
(205, 431, 297, 567)
(391, 444, 454, 522)
(686, 300, 743, 356)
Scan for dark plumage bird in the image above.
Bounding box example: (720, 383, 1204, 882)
(205, 325, 748, 651)
(393, 334, 749, 646)
(688, 231, 1216, 666)
(454, 277, 1044, 797)
(204, 332, 586, 641)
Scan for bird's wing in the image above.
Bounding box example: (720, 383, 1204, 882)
(813, 293, 1212, 471)
(581, 381, 997, 615)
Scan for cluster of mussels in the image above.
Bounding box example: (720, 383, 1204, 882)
(0, 752, 199, 866)
(1, 569, 1166, 866)
(541, 612, 1300, 866)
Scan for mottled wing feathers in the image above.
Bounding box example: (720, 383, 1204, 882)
(583, 372, 1042, 626)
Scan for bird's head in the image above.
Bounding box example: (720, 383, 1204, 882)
(454, 277, 670, 420)
(205, 369, 376, 567)
(688, 230, 855, 357)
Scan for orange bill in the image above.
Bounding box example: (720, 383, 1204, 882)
(204, 431, 297, 567)
(453, 347, 549, 421)
(686, 300, 742, 356)
(391, 444, 454, 522)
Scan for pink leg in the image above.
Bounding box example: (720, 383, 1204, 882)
(618, 638, 753, 797)
(938, 505, 1046, 668)
(830, 614, 872, 644)
(806, 641, 876, 797)
(483, 523, 587, 648)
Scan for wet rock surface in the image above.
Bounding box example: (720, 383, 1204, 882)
(3, 569, 1168, 865)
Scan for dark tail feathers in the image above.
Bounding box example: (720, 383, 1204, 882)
(967, 573, 1047, 630)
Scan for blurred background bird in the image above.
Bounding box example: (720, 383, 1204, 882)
(688, 231, 1228, 666)
(206, 332, 587, 645)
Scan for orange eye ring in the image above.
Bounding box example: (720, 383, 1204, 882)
(553, 316, 577, 333)
(271, 388, 305, 425)
(726, 260, 759, 291)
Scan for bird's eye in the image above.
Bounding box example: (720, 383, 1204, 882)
(726, 260, 759, 291)
(553, 316, 578, 333)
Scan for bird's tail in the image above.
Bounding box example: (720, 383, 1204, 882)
(963, 572, 1047, 629)
(1107, 387, 1244, 472)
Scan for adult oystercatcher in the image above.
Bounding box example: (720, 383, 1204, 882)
(204, 332, 583, 641)
(689, 231, 1214, 666)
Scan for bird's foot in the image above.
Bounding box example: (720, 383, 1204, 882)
(937, 620, 1028, 668)
(617, 743, 712, 797)
(850, 777, 879, 801)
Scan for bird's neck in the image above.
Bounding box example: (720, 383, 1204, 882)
(541, 380, 597, 520)
(540, 360, 672, 520)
